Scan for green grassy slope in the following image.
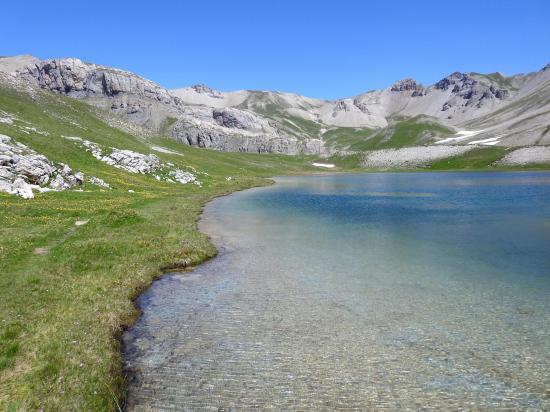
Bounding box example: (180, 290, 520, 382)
(0, 82, 323, 411)
(323, 116, 455, 151)
(428, 146, 510, 170)
(248, 102, 323, 139)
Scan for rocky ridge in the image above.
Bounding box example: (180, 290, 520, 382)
(1, 57, 323, 154)
(173, 64, 550, 147)
(1, 55, 549, 153)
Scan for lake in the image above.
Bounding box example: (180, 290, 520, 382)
(123, 172, 550, 410)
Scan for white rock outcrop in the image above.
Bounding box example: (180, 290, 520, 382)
(169, 170, 196, 185)
(102, 149, 161, 174)
(0, 134, 83, 198)
(65, 137, 198, 186)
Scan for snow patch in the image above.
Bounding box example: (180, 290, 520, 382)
(435, 130, 485, 145)
(468, 136, 501, 146)
(312, 162, 336, 168)
(151, 146, 184, 156)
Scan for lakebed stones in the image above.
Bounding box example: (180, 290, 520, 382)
(0, 134, 84, 198)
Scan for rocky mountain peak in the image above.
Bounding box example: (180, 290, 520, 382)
(192, 84, 215, 94)
(434, 69, 511, 114)
(0, 54, 40, 74)
(390, 78, 425, 97)
(391, 78, 421, 91)
(434, 72, 476, 91)
(333, 100, 354, 113)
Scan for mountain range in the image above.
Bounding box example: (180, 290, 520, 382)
(0, 54, 549, 155)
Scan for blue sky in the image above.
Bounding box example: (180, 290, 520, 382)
(1, 0, 549, 99)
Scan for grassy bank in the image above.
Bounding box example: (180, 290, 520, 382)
(0, 82, 320, 410)
(0, 178, 274, 410)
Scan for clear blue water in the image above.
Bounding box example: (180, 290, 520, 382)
(124, 172, 550, 410)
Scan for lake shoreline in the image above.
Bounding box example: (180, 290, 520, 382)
(122, 171, 550, 410)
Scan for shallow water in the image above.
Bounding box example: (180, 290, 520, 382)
(123, 172, 550, 410)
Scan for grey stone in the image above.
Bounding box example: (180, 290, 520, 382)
(89, 176, 110, 188)
(102, 149, 161, 174)
(0, 134, 83, 198)
(0, 154, 12, 165)
(49, 174, 70, 191)
(12, 177, 34, 199)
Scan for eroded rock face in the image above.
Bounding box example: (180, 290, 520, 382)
(13, 154, 55, 185)
(16, 58, 182, 127)
(18, 58, 177, 104)
(333, 100, 354, 113)
(435, 72, 472, 91)
(191, 84, 223, 99)
(171, 121, 323, 154)
(435, 72, 510, 111)
(353, 98, 372, 114)
(0, 134, 83, 198)
(212, 108, 271, 131)
(14, 59, 323, 154)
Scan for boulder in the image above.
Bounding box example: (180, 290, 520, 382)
(169, 170, 196, 184)
(13, 154, 54, 185)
